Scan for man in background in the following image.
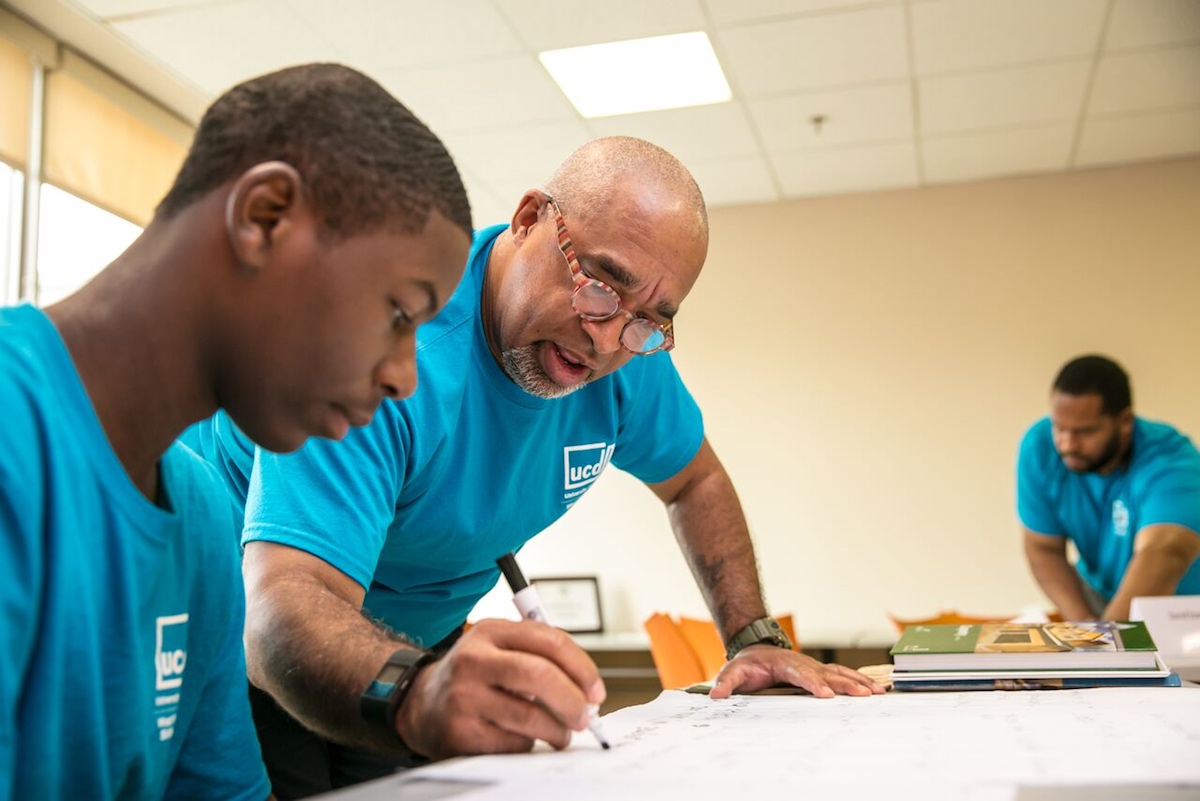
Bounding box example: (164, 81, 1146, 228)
(0, 63, 471, 799)
(1019, 354, 1200, 620)
(191, 135, 885, 798)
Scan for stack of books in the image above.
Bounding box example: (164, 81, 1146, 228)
(889, 620, 1180, 691)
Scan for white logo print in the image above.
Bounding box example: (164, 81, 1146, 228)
(1112, 500, 1130, 538)
(154, 613, 189, 741)
(563, 442, 614, 506)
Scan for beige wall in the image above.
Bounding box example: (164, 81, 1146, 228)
(473, 157, 1200, 641)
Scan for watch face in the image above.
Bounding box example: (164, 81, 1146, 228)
(377, 664, 405, 684)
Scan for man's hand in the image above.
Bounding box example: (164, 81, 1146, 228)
(708, 645, 886, 699)
(395, 619, 606, 759)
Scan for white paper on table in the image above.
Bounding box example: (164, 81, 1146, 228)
(407, 687, 1200, 799)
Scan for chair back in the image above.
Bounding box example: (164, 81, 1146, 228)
(643, 612, 801, 689)
(643, 612, 706, 689)
(886, 609, 1014, 635)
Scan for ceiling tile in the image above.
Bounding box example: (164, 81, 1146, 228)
(686, 156, 780, 208)
(1075, 107, 1200, 166)
(19, 0, 1200, 213)
(705, 0, 898, 27)
(286, 0, 524, 71)
(440, 121, 594, 193)
(911, 0, 1106, 75)
(111, 0, 340, 96)
(748, 81, 913, 152)
(492, 0, 706, 51)
(921, 60, 1090, 134)
(922, 124, 1074, 184)
(771, 141, 919, 198)
(585, 102, 760, 163)
(1105, 0, 1200, 51)
(1088, 46, 1200, 115)
(717, 5, 908, 96)
(371, 57, 579, 135)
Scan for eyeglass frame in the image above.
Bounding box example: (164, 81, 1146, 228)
(543, 196, 675, 355)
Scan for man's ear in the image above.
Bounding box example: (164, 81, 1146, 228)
(224, 161, 305, 270)
(1118, 406, 1135, 436)
(508, 189, 549, 245)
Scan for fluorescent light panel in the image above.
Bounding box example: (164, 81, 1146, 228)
(540, 31, 731, 118)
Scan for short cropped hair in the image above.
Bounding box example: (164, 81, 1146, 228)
(1052, 355, 1132, 415)
(156, 63, 472, 241)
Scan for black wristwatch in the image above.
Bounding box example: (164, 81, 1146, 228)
(724, 616, 794, 661)
(360, 648, 438, 742)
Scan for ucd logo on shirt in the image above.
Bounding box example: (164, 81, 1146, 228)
(1112, 500, 1130, 537)
(563, 442, 614, 506)
(154, 613, 189, 742)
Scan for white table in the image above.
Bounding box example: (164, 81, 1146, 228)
(319, 683, 1200, 800)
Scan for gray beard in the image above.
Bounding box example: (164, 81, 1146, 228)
(501, 344, 589, 400)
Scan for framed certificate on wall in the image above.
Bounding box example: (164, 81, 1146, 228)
(531, 576, 604, 634)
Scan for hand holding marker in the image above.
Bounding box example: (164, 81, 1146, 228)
(496, 552, 611, 750)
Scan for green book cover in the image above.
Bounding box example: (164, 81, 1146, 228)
(891, 621, 1159, 671)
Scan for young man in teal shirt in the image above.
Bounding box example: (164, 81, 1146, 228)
(0, 63, 471, 800)
(1019, 354, 1200, 620)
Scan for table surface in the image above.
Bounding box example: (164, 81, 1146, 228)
(320, 683, 1200, 801)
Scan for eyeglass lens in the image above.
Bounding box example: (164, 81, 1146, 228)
(572, 284, 665, 353)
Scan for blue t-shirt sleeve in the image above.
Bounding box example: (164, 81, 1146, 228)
(1136, 449, 1200, 535)
(243, 411, 408, 591)
(1017, 419, 1064, 537)
(610, 352, 704, 484)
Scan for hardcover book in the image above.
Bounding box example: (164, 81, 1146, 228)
(890, 621, 1160, 671)
(892, 672, 1181, 692)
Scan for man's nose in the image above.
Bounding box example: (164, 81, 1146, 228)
(582, 315, 626, 355)
(376, 335, 418, 400)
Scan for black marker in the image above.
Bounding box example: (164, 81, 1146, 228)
(497, 552, 611, 750)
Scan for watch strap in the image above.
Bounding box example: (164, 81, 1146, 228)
(724, 616, 794, 661)
(360, 648, 438, 742)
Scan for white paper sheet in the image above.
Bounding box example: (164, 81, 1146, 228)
(398, 688, 1200, 800)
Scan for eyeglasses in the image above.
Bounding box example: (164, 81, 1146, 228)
(545, 197, 674, 355)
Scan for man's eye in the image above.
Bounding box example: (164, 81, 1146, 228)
(578, 261, 606, 283)
(391, 301, 413, 329)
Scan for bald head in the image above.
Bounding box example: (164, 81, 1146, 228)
(543, 136, 708, 246)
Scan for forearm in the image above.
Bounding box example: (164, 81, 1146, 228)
(659, 443, 766, 640)
(1104, 526, 1200, 619)
(244, 573, 414, 754)
(1030, 563, 1095, 621)
(1024, 534, 1094, 621)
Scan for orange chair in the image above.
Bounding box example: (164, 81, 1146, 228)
(643, 612, 800, 689)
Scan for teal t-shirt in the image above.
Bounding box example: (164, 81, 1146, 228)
(0, 305, 269, 801)
(1017, 416, 1200, 600)
(190, 225, 704, 646)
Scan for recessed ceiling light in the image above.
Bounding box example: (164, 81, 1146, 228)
(540, 31, 731, 118)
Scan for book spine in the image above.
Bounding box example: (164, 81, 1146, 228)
(892, 674, 1181, 692)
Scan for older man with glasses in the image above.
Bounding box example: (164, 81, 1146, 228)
(189, 136, 884, 798)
